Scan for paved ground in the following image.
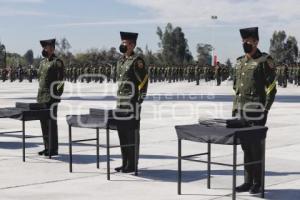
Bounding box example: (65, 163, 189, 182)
(0, 80, 300, 200)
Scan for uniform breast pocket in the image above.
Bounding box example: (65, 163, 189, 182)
(245, 67, 256, 79)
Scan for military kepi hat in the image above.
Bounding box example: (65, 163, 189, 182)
(40, 38, 56, 47)
(240, 27, 259, 40)
(120, 32, 138, 41)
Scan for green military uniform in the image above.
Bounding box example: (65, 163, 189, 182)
(167, 66, 172, 83)
(37, 39, 64, 154)
(10, 67, 15, 82)
(233, 28, 277, 192)
(296, 64, 300, 86)
(283, 64, 288, 88)
(1, 68, 7, 82)
(99, 65, 105, 83)
(106, 65, 111, 82)
(116, 32, 148, 173)
(204, 66, 209, 82)
(215, 63, 221, 86)
(28, 66, 33, 82)
(195, 65, 201, 85)
(288, 65, 293, 84)
(149, 65, 154, 83)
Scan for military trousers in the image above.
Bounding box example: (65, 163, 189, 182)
(40, 103, 58, 152)
(116, 106, 141, 169)
(217, 77, 221, 86)
(233, 110, 268, 185)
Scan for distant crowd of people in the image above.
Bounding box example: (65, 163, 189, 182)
(1, 62, 300, 87)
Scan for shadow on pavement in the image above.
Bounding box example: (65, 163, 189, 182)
(138, 169, 300, 183)
(53, 154, 177, 164)
(0, 141, 38, 149)
(265, 189, 300, 200)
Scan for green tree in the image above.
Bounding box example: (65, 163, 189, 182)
(269, 30, 299, 64)
(225, 58, 232, 68)
(285, 36, 298, 64)
(6, 52, 26, 68)
(0, 43, 6, 68)
(157, 23, 193, 65)
(24, 49, 34, 65)
(196, 43, 213, 66)
(56, 37, 74, 66)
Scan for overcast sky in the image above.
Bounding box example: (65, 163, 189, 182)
(0, 0, 299, 62)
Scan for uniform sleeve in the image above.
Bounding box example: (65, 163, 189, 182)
(264, 56, 277, 111)
(54, 59, 65, 97)
(133, 58, 149, 104)
(233, 63, 238, 92)
(37, 61, 43, 80)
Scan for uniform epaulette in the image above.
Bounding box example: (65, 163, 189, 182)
(236, 56, 244, 61)
(55, 58, 64, 67)
(260, 52, 272, 60)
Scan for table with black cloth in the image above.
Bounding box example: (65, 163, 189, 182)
(0, 102, 51, 161)
(66, 108, 138, 180)
(175, 120, 268, 200)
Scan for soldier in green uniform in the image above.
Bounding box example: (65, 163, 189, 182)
(70, 66, 74, 82)
(37, 39, 64, 156)
(204, 65, 209, 82)
(158, 66, 163, 82)
(93, 65, 98, 82)
(233, 27, 277, 194)
(74, 65, 79, 83)
(288, 65, 293, 84)
(283, 64, 289, 88)
(195, 64, 201, 85)
(112, 64, 117, 83)
(2, 68, 7, 82)
(10, 67, 15, 82)
(292, 64, 297, 85)
(276, 64, 282, 87)
(296, 64, 300, 86)
(149, 65, 154, 83)
(85, 64, 92, 83)
(99, 65, 106, 83)
(75, 66, 80, 83)
(28, 66, 34, 82)
(215, 62, 221, 86)
(106, 64, 112, 82)
(78, 66, 83, 82)
(167, 66, 172, 83)
(114, 32, 149, 173)
(74, 66, 78, 83)
(64, 66, 68, 81)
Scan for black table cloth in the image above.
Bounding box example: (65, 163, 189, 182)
(175, 121, 268, 145)
(66, 108, 138, 180)
(0, 107, 23, 119)
(66, 109, 135, 130)
(0, 102, 51, 161)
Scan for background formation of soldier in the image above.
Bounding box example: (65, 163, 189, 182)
(1, 61, 300, 87)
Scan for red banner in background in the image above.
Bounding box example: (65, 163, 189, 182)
(213, 55, 218, 66)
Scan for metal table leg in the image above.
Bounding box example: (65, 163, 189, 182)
(178, 139, 182, 195)
(96, 128, 100, 169)
(69, 125, 73, 172)
(134, 128, 138, 176)
(22, 120, 25, 162)
(261, 139, 266, 198)
(106, 128, 110, 180)
(48, 120, 52, 159)
(207, 142, 211, 189)
(232, 142, 237, 200)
